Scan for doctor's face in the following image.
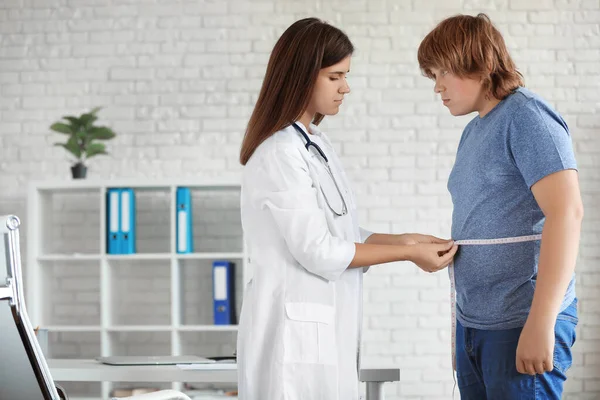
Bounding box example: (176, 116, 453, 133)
(308, 56, 351, 116)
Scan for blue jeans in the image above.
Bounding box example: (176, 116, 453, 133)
(456, 298, 578, 400)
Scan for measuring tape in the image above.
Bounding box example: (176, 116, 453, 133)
(449, 234, 542, 371)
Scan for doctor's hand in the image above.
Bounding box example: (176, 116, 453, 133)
(407, 241, 458, 273)
(398, 233, 451, 246)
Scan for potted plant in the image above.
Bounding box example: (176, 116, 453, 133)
(50, 107, 116, 179)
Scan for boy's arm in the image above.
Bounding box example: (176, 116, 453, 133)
(529, 169, 583, 325)
(516, 169, 583, 375)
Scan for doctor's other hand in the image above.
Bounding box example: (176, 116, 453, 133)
(407, 241, 458, 273)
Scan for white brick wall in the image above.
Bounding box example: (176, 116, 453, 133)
(1, 0, 598, 398)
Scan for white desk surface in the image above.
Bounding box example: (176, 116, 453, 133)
(47, 359, 237, 383)
(48, 359, 400, 385)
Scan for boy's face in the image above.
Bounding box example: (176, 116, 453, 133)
(429, 67, 486, 116)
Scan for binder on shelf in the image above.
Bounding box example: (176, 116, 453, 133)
(120, 188, 136, 254)
(176, 187, 193, 254)
(106, 188, 121, 254)
(213, 260, 236, 325)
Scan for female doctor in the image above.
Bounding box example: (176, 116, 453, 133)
(237, 18, 458, 400)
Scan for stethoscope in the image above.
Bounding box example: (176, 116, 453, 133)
(291, 122, 348, 216)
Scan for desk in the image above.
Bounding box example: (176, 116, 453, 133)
(47, 359, 237, 383)
(48, 359, 399, 400)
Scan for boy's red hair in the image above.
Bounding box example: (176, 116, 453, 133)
(418, 13, 524, 100)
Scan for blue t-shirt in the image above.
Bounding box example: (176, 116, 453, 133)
(448, 87, 578, 330)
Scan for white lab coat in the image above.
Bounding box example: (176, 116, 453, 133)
(237, 122, 372, 400)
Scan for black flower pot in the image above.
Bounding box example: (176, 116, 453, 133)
(71, 162, 87, 179)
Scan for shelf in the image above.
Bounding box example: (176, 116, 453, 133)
(31, 179, 241, 192)
(106, 253, 172, 260)
(37, 253, 245, 261)
(37, 253, 245, 262)
(38, 254, 102, 261)
(178, 325, 238, 332)
(107, 326, 173, 332)
(44, 325, 102, 332)
(27, 180, 246, 400)
(176, 252, 244, 260)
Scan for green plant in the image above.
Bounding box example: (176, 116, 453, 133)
(50, 106, 116, 165)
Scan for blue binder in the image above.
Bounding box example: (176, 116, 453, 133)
(106, 189, 121, 254)
(176, 187, 193, 254)
(213, 261, 235, 325)
(119, 188, 136, 254)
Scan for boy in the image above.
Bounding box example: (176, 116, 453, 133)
(418, 13, 584, 399)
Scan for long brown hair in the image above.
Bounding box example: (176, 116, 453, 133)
(417, 13, 524, 100)
(239, 18, 354, 165)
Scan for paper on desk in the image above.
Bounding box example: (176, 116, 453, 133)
(177, 363, 237, 370)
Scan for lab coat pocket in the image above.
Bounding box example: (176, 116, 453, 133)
(284, 302, 337, 365)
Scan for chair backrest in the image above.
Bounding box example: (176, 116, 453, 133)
(0, 215, 61, 400)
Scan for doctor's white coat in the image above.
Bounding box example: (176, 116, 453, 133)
(237, 122, 372, 400)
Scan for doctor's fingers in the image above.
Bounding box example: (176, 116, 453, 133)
(441, 244, 458, 262)
(432, 244, 458, 271)
(428, 235, 453, 244)
(435, 240, 456, 254)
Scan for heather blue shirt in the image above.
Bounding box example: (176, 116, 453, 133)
(448, 87, 577, 330)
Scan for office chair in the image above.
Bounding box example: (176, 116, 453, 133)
(0, 215, 190, 400)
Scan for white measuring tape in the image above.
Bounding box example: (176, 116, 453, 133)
(449, 234, 542, 371)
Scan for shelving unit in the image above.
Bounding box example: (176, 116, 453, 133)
(26, 179, 246, 399)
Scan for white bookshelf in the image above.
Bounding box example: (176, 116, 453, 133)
(26, 179, 247, 399)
